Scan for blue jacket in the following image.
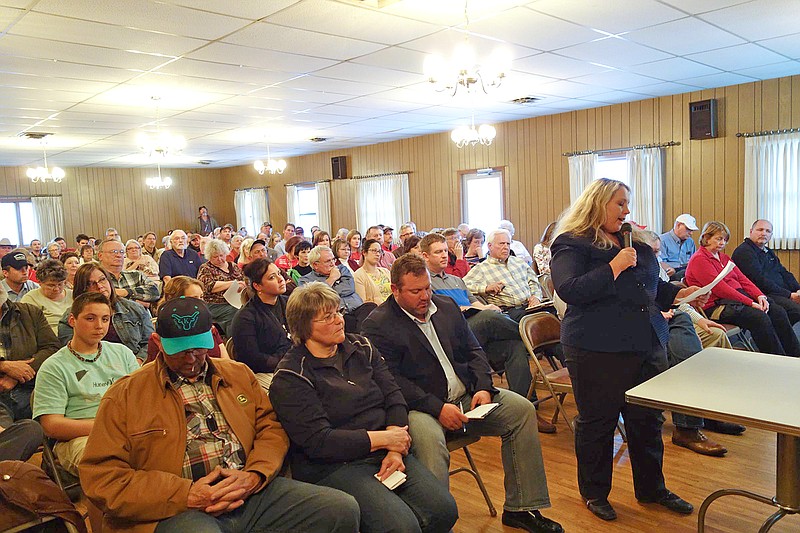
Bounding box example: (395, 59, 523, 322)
(551, 232, 679, 353)
(298, 265, 364, 312)
(731, 238, 800, 299)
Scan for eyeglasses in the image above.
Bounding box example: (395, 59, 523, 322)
(105, 249, 125, 255)
(87, 278, 110, 288)
(41, 282, 66, 290)
(313, 310, 345, 324)
(367, 248, 382, 254)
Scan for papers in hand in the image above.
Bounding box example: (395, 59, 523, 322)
(675, 261, 735, 305)
(223, 282, 244, 309)
(375, 470, 407, 490)
(464, 403, 500, 420)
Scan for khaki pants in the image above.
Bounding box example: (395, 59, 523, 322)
(694, 323, 732, 349)
(53, 436, 89, 476)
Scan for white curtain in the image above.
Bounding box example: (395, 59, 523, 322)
(626, 147, 664, 231)
(31, 196, 64, 244)
(568, 153, 597, 202)
(745, 133, 800, 249)
(285, 184, 299, 225)
(234, 188, 270, 237)
(316, 181, 332, 232)
(355, 174, 410, 234)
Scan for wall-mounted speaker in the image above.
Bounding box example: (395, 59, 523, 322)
(689, 99, 718, 140)
(331, 156, 347, 180)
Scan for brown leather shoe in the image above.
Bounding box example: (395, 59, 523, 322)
(537, 414, 557, 434)
(672, 428, 727, 457)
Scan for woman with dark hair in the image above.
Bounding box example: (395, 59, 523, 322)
(331, 238, 355, 274)
(60, 252, 80, 289)
(230, 258, 293, 390)
(312, 230, 331, 248)
(21, 260, 72, 334)
(463, 228, 486, 267)
(275, 235, 304, 271)
(288, 240, 313, 282)
(56, 263, 152, 363)
(401, 234, 422, 257)
(346, 229, 362, 267)
(354, 239, 391, 305)
(270, 283, 458, 533)
(79, 244, 95, 264)
(533, 222, 557, 275)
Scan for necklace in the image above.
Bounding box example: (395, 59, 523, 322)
(67, 341, 103, 363)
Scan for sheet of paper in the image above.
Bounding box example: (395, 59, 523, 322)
(675, 261, 735, 305)
(464, 403, 500, 420)
(223, 282, 244, 309)
(375, 470, 406, 490)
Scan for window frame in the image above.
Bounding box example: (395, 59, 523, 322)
(460, 167, 505, 232)
(295, 184, 319, 231)
(0, 197, 35, 247)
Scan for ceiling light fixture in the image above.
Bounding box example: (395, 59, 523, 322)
(138, 96, 185, 158)
(26, 135, 65, 183)
(451, 114, 496, 148)
(145, 161, 172, 190)
(423, 1, 511, 96)
(253, 143, 286, 175)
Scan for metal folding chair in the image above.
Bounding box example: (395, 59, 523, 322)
(446, 434, 497, 517)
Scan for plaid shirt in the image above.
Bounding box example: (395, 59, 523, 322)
(109, 270, 160, 303)
(168, 363, 246, 481)
(463, 255, 543, 308)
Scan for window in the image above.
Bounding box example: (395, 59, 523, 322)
(462, 169, 503, 232)
(595, 154, 627, 185)
(295, 185, 318, 231)
(0, 199, 37, 247)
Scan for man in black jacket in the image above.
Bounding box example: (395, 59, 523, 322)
(732, 219, 800, 325)
(362, 254, 562, 533)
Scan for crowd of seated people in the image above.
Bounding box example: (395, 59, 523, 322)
(5, 207, 800, 532)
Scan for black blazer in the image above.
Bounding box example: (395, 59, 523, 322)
(731, 238, 800, 299)
(551, 232, 679, 353)
(361, 294, 497, 418)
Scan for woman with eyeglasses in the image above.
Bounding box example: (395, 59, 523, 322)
(21, 260, 73, 334)
(56, 263, 153, 364)
(46, 242, 62, 262)
(354, 239, 391, 305)
(123, 239, 159, 281)
(270, 282, 458, 533)
(331, 238, 355, 275)
(230, 259, 292, 390)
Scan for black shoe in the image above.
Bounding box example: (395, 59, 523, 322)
(586, 498, 617, 521)
(502, 510, 564, 533)
(639, 491, 694, 515)
(704, 419, 746, 435)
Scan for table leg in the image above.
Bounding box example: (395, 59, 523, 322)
(758, 509, 788, 533)
(698, 489, 775, 533)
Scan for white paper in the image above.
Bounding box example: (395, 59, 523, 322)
(223, 282, 244, 309)
(375, 470, 406, 490)
(675, 261, 735, 305)
(464, 403, 500, 420)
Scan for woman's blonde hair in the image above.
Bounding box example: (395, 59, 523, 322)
(555, 178, 633, 249)
(285, 282, 341, 345)
(240, 238, 255, 263)
(699, 221, 730, 247)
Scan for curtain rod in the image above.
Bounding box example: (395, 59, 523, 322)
(283, 179, 331, 188)
(351, 171, 411, 180)
(234, 185, 270, 192)
(0, 194, 62, 199)
(562, 141, 680, 157)
(736, 128, 800, 138)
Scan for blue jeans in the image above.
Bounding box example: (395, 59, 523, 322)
(154, 476, 360, 533)
(0, 385, 32, 428)
(408, 389, 552, 512)
(665, 312, 704, 430)
(316, 454, 458, 533)
(467, 310, 533, 398)
(0, 419, 43, 462)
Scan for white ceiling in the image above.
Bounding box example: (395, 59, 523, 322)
(1, 0, 799, 169)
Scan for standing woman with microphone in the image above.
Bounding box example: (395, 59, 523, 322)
(551, 178, 706, 522)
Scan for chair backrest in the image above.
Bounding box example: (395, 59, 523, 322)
(224, 337, 236, 360)
(519, 312, 561, 356)
(538, 273, 554, 300)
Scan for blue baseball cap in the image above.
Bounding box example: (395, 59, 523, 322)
(156, 297, 215, 355)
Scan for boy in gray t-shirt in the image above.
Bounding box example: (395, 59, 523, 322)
(33, 292, 139, 475)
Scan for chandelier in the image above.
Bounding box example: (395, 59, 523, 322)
(451, 116, 496, 148)
(138, 96, 185, 158)
(26, 138, 65, 183)
(253, 143, 286, 175)
(423, 1, 510, 96)
(146, 161, 172, 190)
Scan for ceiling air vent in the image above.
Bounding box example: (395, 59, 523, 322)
(309, 137, 328, 143)
(510, 96, 542, 105)
(18, 132, 53, 140)
(197, 160, 213, 165)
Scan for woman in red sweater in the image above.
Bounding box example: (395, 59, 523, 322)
(685, 221, 800, 356)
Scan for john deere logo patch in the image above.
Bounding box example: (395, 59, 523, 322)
(237, 394, 248, 404)
(172, 310, 199, 331)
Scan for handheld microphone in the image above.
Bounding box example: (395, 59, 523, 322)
(621, 222, 633, 248)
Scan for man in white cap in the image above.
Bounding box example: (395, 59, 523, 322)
(0, 238, 14, 260)
(659, 214, 699, 281)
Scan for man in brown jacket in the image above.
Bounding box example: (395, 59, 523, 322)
(80, 297, 359, 533)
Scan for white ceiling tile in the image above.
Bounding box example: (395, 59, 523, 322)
(536, 79, 606, 98)
(758, 33, 800, 60)
(624, 81, 701, 97)
(0, 71, 115, 94)
(699, 0, 800, 41)
(379, 0, 531, 26)
(31, 0, 248, 41)
(313, 62, 421, 87)
(676, 72, 757, 89)
(352, 46, 429, 74)
(625, 17, 745, 56)
(223, 22, 387, 61)
(513, 52, 611, 79)
(734, 61, 800, 80)
(314, 104, 393, 119)
(658, 0, 753, 14)
(687, 43, 788, 71)
(154, 59, 299, 86)
(627, 57, 721, 80)
(266, 0, 439, 45)
(467, 7, 601, 51)
(399, 28, 539, 60)
(572, 71, 662, 91)
(164, 0, 301, 20)
(0, 5, 23, 26)
(531, 0, 685, 34)
(0, 55, 141, 83)
(10, 12, 205, 56)
(187, 42, 338, 73)
(589, 91, 651, 104)
(558, 37, 673, 67)
(246, 87, 352, 105)
(278, 75, 391, 96)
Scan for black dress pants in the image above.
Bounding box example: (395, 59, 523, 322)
(717, 297, 800, 356)
(564, 344, 669, 502)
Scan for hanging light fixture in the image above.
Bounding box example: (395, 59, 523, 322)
(26, 135, 65, 183)
(451, 114, 496, 148)
(253, 143, 286, 175)
(145, 161, 173, 190)
(423, 1, 511, 96)
(137, 96, 185, 158)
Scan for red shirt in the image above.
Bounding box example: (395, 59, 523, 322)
(445, 257, 470, 278)
(275, 254, 298, 271)
(684, 246, 763, 310)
